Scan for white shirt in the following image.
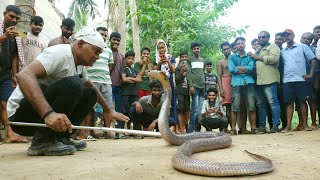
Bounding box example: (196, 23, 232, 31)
(7, 44, 88, 117)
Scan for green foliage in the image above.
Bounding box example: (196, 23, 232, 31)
(132, 0, 246, 70)
(67, 0, 100, 31)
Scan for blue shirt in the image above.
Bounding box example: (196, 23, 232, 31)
(228, 52, 255, 86)
(281, 43, 316, 83)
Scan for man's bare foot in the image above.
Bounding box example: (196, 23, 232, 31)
(293, 126, 305, 131)
(281, 127, 292, 132)
(238, 128, 251, 134)
(5, 135, 28, 143)
(310, 124, 317, 130)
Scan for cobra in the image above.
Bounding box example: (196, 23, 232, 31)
(148, 70, 274, 177)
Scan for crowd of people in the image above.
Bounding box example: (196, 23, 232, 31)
(1, 5, 320, 156)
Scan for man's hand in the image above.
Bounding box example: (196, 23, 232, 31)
(62, 36, 72, 44)
(12, 76, 18, 88)
(147, 120, 157, 131)
(4, 26, 19, 39)
(103, 109, 129, 124)
(303, 74, 312, 81)
(135, 102, 143, 113)
(314, 78, 320, 91)
(189, 86, 195, 96)
(142, 56, 149, 64)
(159, 55, 169, 65)
(182, 65, 188, 73)
(248, 51, 264, 61)
(44, 112, 73, 133)
(220, 90, 225, 98)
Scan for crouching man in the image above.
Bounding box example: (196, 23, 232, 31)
(129, 80, 175, 137)
(7, 28, 129, 156)
(198, 88, 228, 132)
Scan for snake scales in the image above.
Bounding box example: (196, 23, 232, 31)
(148, 70, 274, 176)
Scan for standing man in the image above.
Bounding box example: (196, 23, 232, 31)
(7, 28, 129, 156)
(0, 5, 27, 143)
(274, 32, 287, 129)
(109, 32, 125, 138)
(228, 37, 257, 135)
(187, 42, 205, 133)
(300, 32, 318, 129)
(48, 18, 75, 47)
(248, 31, 281, 133)
(312, 25, 320, 48)
(84, 27, 115, 139)
(281, 29, 317, 131)
(217, 42, 232, 126)
(22, 16, 47, 65)
(251, 38, 260, 52)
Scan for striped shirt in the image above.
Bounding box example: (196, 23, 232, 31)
(87, 47, 114, 84)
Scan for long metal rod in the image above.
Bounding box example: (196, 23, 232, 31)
(8, 122, 161, 137)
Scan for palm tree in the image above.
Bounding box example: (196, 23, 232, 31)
(67, 0, 101, 31)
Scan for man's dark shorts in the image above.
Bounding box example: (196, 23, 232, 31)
(283, 81, 312, 103)
(0, 80, 13, 101)
(176, 94, 190, 112)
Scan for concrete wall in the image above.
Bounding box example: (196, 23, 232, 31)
(0, 0, 63, 41)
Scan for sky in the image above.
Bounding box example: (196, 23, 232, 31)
(219, 0, 319, 50)
(56, 0, 319, 50)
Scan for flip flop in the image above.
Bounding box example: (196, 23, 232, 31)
(82, 135, 97, 141)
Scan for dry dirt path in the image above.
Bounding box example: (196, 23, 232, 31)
(1, 130, 320, 180)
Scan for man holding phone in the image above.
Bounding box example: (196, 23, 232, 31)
(0, 5, 27, 143)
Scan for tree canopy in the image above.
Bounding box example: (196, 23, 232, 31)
(67, 0, 100, 31)
(68, 0, 246, 67)
(122, 0, 247, 66)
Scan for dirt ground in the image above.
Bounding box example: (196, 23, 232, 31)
(1, 130, 320, 180)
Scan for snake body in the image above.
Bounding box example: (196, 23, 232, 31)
(148, 70, 274, 176)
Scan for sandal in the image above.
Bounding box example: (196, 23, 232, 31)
(78, 135, 97, 141)
(116, 133, 127, 139)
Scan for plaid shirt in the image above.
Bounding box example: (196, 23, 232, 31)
(0, 21, 26, 70)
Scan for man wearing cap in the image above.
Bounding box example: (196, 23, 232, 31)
(248, 31, 281, 133)
(281, 28, 317, 131)
(7, 28, 129, 156)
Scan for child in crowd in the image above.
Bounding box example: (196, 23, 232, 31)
(154, 39, 177, 128)
(175, 51, 190, 133)
(120, 51, 142, 139)
(134, 47, 153, 99)
(198, 88, 228, 132)
(204, 61, 219, 98)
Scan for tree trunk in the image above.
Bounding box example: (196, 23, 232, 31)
(129, 0, 140, 62)
(107, 0, 118, 31)
(118, 0, 126, 54)
(103, 0, 109, 28)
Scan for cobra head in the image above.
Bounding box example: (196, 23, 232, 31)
(148, 70, 170, 91)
